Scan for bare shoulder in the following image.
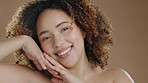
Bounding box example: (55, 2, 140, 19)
(102, 68, 135, 83)
(0, 64, 51, 83)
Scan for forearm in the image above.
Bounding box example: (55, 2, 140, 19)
(0, 35, 26, 61)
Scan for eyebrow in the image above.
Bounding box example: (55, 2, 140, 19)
(39, 30, 49, 36)
(39, 21, 69, 36)
(55, 21, 69, 28)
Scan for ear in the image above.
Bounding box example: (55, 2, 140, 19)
(82, 31, 86, 38)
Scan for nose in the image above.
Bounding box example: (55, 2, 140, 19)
(53, 35, 64, 48)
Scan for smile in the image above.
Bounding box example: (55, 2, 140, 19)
(57, 47, 71, 56)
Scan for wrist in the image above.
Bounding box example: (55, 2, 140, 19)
(19, 35, 32, 50)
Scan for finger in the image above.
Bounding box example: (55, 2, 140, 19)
(45, 59, 56, 70)
(55, 67, 65, 76)
(54, 67, 69, 78)
(35, 55, 47, 70)
(42, 55, 55, 70)
(44, 53, 59, 69)
(25, 53, 44, 70)
(44, 53, 63, 69)
(46, 67, 57, 75)
(46, 67, 62, 79)
(33, 60, 42, 71)
(43, 53, 56, 70)
(42, 53, 61, 78)
(51, 78, 63, 83)
(52, 73, 62, 79)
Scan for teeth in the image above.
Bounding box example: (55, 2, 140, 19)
(57, 47, 71, 56)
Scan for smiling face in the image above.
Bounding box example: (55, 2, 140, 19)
(37, 9, 86, 68)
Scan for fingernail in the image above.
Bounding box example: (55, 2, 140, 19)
(43, 52, 47, 56)
(38, 67, 42, 71)
(54, 72, 58, 75)
(43, 66, 47, 70)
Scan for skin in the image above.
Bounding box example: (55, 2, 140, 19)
(0, 9, 134, 83)
(37, 9, 90, 74)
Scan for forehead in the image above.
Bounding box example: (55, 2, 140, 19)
(36, 9, 72, 32)
(37, 9, 71, 24)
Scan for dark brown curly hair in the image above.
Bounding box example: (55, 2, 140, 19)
(6, 0, 113, 71)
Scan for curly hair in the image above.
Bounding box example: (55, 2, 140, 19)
(6, 0, 113, 71)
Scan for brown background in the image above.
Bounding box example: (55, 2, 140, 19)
(0, 0, 148, 83)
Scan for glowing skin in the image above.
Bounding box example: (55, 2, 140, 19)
(0, 8, 134, 83)
(37, 9, 88, 69)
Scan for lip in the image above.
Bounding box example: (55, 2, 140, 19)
(54, 46, 73, 58)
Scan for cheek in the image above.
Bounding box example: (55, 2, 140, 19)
(41, 44, 52, 54)
(72, 31, 84, 44)
(41, 44, 58, 61)
(67, 27, 84, 42)
(41, 44, 57, 58)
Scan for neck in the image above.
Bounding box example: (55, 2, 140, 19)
(69, 52, 94, 79)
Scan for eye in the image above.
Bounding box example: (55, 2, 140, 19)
(60, 26, 70, 33)
(42, 36, 52, 41)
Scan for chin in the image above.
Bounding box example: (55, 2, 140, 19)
(60, 61, 77, 69)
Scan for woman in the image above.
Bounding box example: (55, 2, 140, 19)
(0, 0, 134, 83)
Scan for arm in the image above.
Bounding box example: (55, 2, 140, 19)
(0, 64, 51, 83)
(0, 36, 25, 61)
(0, 36, 54, 82)
(0, 35, 47, 70)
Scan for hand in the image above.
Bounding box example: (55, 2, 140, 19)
(21, 35, 48, 70)
(44, 53, 87, 83)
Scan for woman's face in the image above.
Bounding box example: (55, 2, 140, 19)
(37, 9, 86, 68)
